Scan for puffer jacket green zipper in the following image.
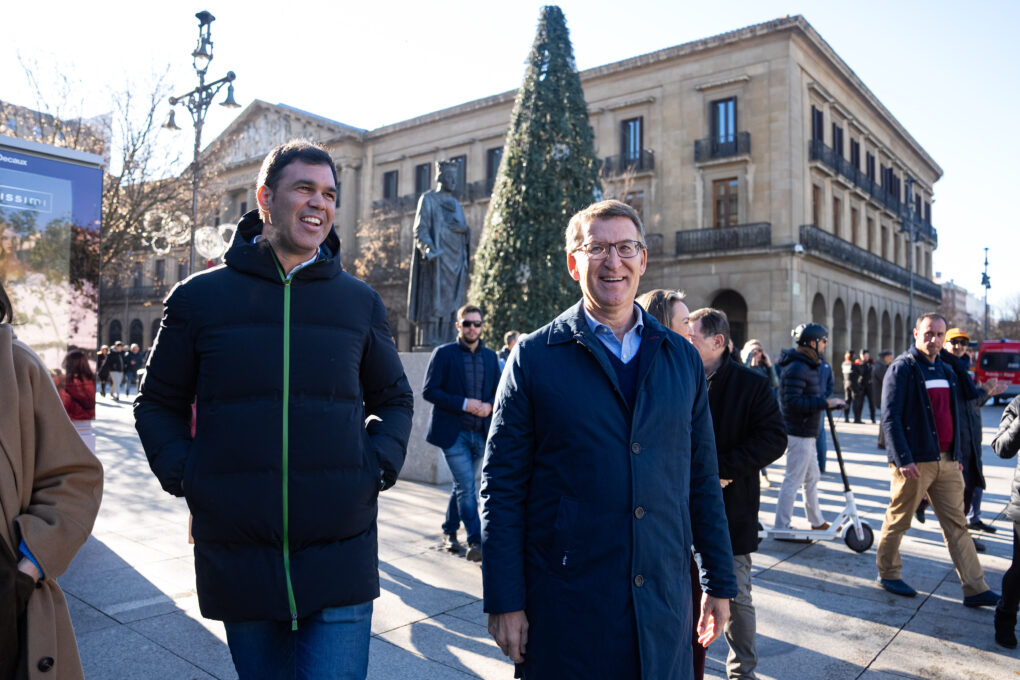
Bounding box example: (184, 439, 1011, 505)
(272, 253, 300, 631)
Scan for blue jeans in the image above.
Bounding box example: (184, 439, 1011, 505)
(224, 601, 373, 680)
(441, 430, 486, 544)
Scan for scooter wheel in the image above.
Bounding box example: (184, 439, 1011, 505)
(843, 523, 874, 553)
(757, 521, 764, 546)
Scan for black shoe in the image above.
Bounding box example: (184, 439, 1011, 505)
(973, 538, 987, 553)
(441, 534, 461, 554)
(878, 578, 917, 597)
(465, 543, 482, 563)
(963, 589, 1001, 608)
(968, 520, 997, 534)
(854, 419, 864, 424)
(996, 608, 1018, 649)
(914, 507, 926, 524)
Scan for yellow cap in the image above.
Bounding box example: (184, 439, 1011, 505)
(946, 327, 969, 342)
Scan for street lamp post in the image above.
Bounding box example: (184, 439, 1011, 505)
(903, 177, 916, 331)
(163, 10, 240, 275)
(982, 247, 991, 339)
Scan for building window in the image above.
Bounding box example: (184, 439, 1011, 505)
(177, 260, 188, 283)
(150, 318, 161, 346)
(239, 201, 247, 216)
(881, 225, 889, 260)
(108, 320, 122, 345)
(914, 193, 922, 217)
(414, 163, 431, 195)
(154, 259, 166, 287)
(867, 216, 875, 253)
(894, 233, 900, 265)
(850, 207, 859, 245)
(812, 185, 821, 226)
(711, 98, 736, 145)
(832, 196, 842, 238)
(621, 117, 643, 163)
(713, 178, 738, 228)
(486, 147, 502, 192)
(831, 124, 844, 158)
(811, 106, 824, 141)
(448, 155, 467, 194)
(850, 140, 860, 170)
(924, 201, 931, 224)
(129, 319, 144, 347)
(866, 153, 875, 181)
(382, 170, 399, 200)
(131, 262, 143, 289)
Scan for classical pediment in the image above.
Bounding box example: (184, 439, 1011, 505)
(203, 100, 366, 169)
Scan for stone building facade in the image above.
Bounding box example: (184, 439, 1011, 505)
(106, 15, 942, 364)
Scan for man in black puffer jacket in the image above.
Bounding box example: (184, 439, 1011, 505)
(135, 140, 413, 679)
(774, 323, 845, 532)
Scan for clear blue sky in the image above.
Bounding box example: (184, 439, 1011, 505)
(5, 0, 1017, 313)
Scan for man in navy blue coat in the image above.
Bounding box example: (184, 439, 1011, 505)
(481, 200, 736, 679)
(423, 304, 500, 562)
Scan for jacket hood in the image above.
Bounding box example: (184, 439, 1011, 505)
(224, 209, 342, 283)
(778, 346, 819, 368)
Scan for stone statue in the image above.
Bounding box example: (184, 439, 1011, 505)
(407, 160, 470, 347)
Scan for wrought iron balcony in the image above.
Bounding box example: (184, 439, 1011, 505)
(694, 132, 751, 163)
(600, 150, 655, 177)
(798, 224, 941, 301)
(100, 284, 170, 302)
(675, 222, 771, 255)
(808, 139, 937, 245)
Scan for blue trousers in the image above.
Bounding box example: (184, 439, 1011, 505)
(223, 601, 373, 680)
(441, 430, 486, 545)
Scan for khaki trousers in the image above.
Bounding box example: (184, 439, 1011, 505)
(876, 459, 989, 596)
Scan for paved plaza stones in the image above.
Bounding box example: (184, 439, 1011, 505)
(63, 397, 1019, 679)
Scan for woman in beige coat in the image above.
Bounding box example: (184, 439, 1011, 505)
(1, 281, 103, 680)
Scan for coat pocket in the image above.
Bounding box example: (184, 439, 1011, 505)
(552, 497, 583, 579)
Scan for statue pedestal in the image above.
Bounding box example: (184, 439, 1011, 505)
(396, 351, 452, 486)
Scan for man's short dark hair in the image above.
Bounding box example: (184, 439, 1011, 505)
(504, 330, 520, 345)
(257, 139, 337, 194)
(690, 308, 730, 345)
(914, 312, 948, 330)
(565, 200, 645, 253)
(458, 304, 483, 320)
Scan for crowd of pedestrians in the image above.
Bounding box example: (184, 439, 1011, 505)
(5, 138, 1017, 679)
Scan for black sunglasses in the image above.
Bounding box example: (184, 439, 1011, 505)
(460, 320, 483, 328)
(949, 339, 968, 346)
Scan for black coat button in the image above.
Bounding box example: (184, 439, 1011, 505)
(634, 507, 645, 519)
(631, 443, 641, 454)
(38, 657, 54, 672)
(634, 574, 645, 587)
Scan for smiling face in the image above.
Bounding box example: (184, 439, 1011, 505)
(257, 160, 336, 271)
(567, 216, 647, 323)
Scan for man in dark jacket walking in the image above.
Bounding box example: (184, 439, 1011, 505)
(423, 304, 500, 562)
(876, 313, 997, 606)
(851, 349, 876, 424)
(774, 324, 845, 531)
(874, 350, 893, 448)
(481, 200, 736, 679)
(134, 140, 414, 679)
(689, 308, 787, 680)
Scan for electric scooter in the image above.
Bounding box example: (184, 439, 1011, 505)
(758, 407, 874, 552)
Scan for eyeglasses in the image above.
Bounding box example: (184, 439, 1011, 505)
(573, 240, 645, 260)
(459, 320, 483, 328)
(949, 339, 968, 346)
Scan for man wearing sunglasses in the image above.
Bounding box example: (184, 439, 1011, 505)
(423, 304, 500, 563)
(481, 200, 736, 679)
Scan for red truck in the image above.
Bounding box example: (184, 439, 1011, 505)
(977, 339, 1020, 405)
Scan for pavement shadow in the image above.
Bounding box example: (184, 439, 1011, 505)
(61, 536, 235, 680)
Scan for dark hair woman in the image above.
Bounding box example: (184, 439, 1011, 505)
(0, 280, 103, 679)
(60, 349, 96, 421)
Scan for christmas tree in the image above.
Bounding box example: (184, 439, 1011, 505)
(469, 5, 600, 341)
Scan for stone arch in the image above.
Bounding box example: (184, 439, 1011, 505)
(881, 311, 892, 351)
(833, 299, 848, 371)
(851, 303, 864, 354)
(811, 293, 827, 326)
(129, 319, 144, 347)
(108, 320, 122, 345)
(710, 289, 748, 350)
(867, 307, 878, 352)
(894, 313, 905, 353)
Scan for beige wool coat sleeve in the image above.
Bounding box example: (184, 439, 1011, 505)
(0, 324, 104, 680)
